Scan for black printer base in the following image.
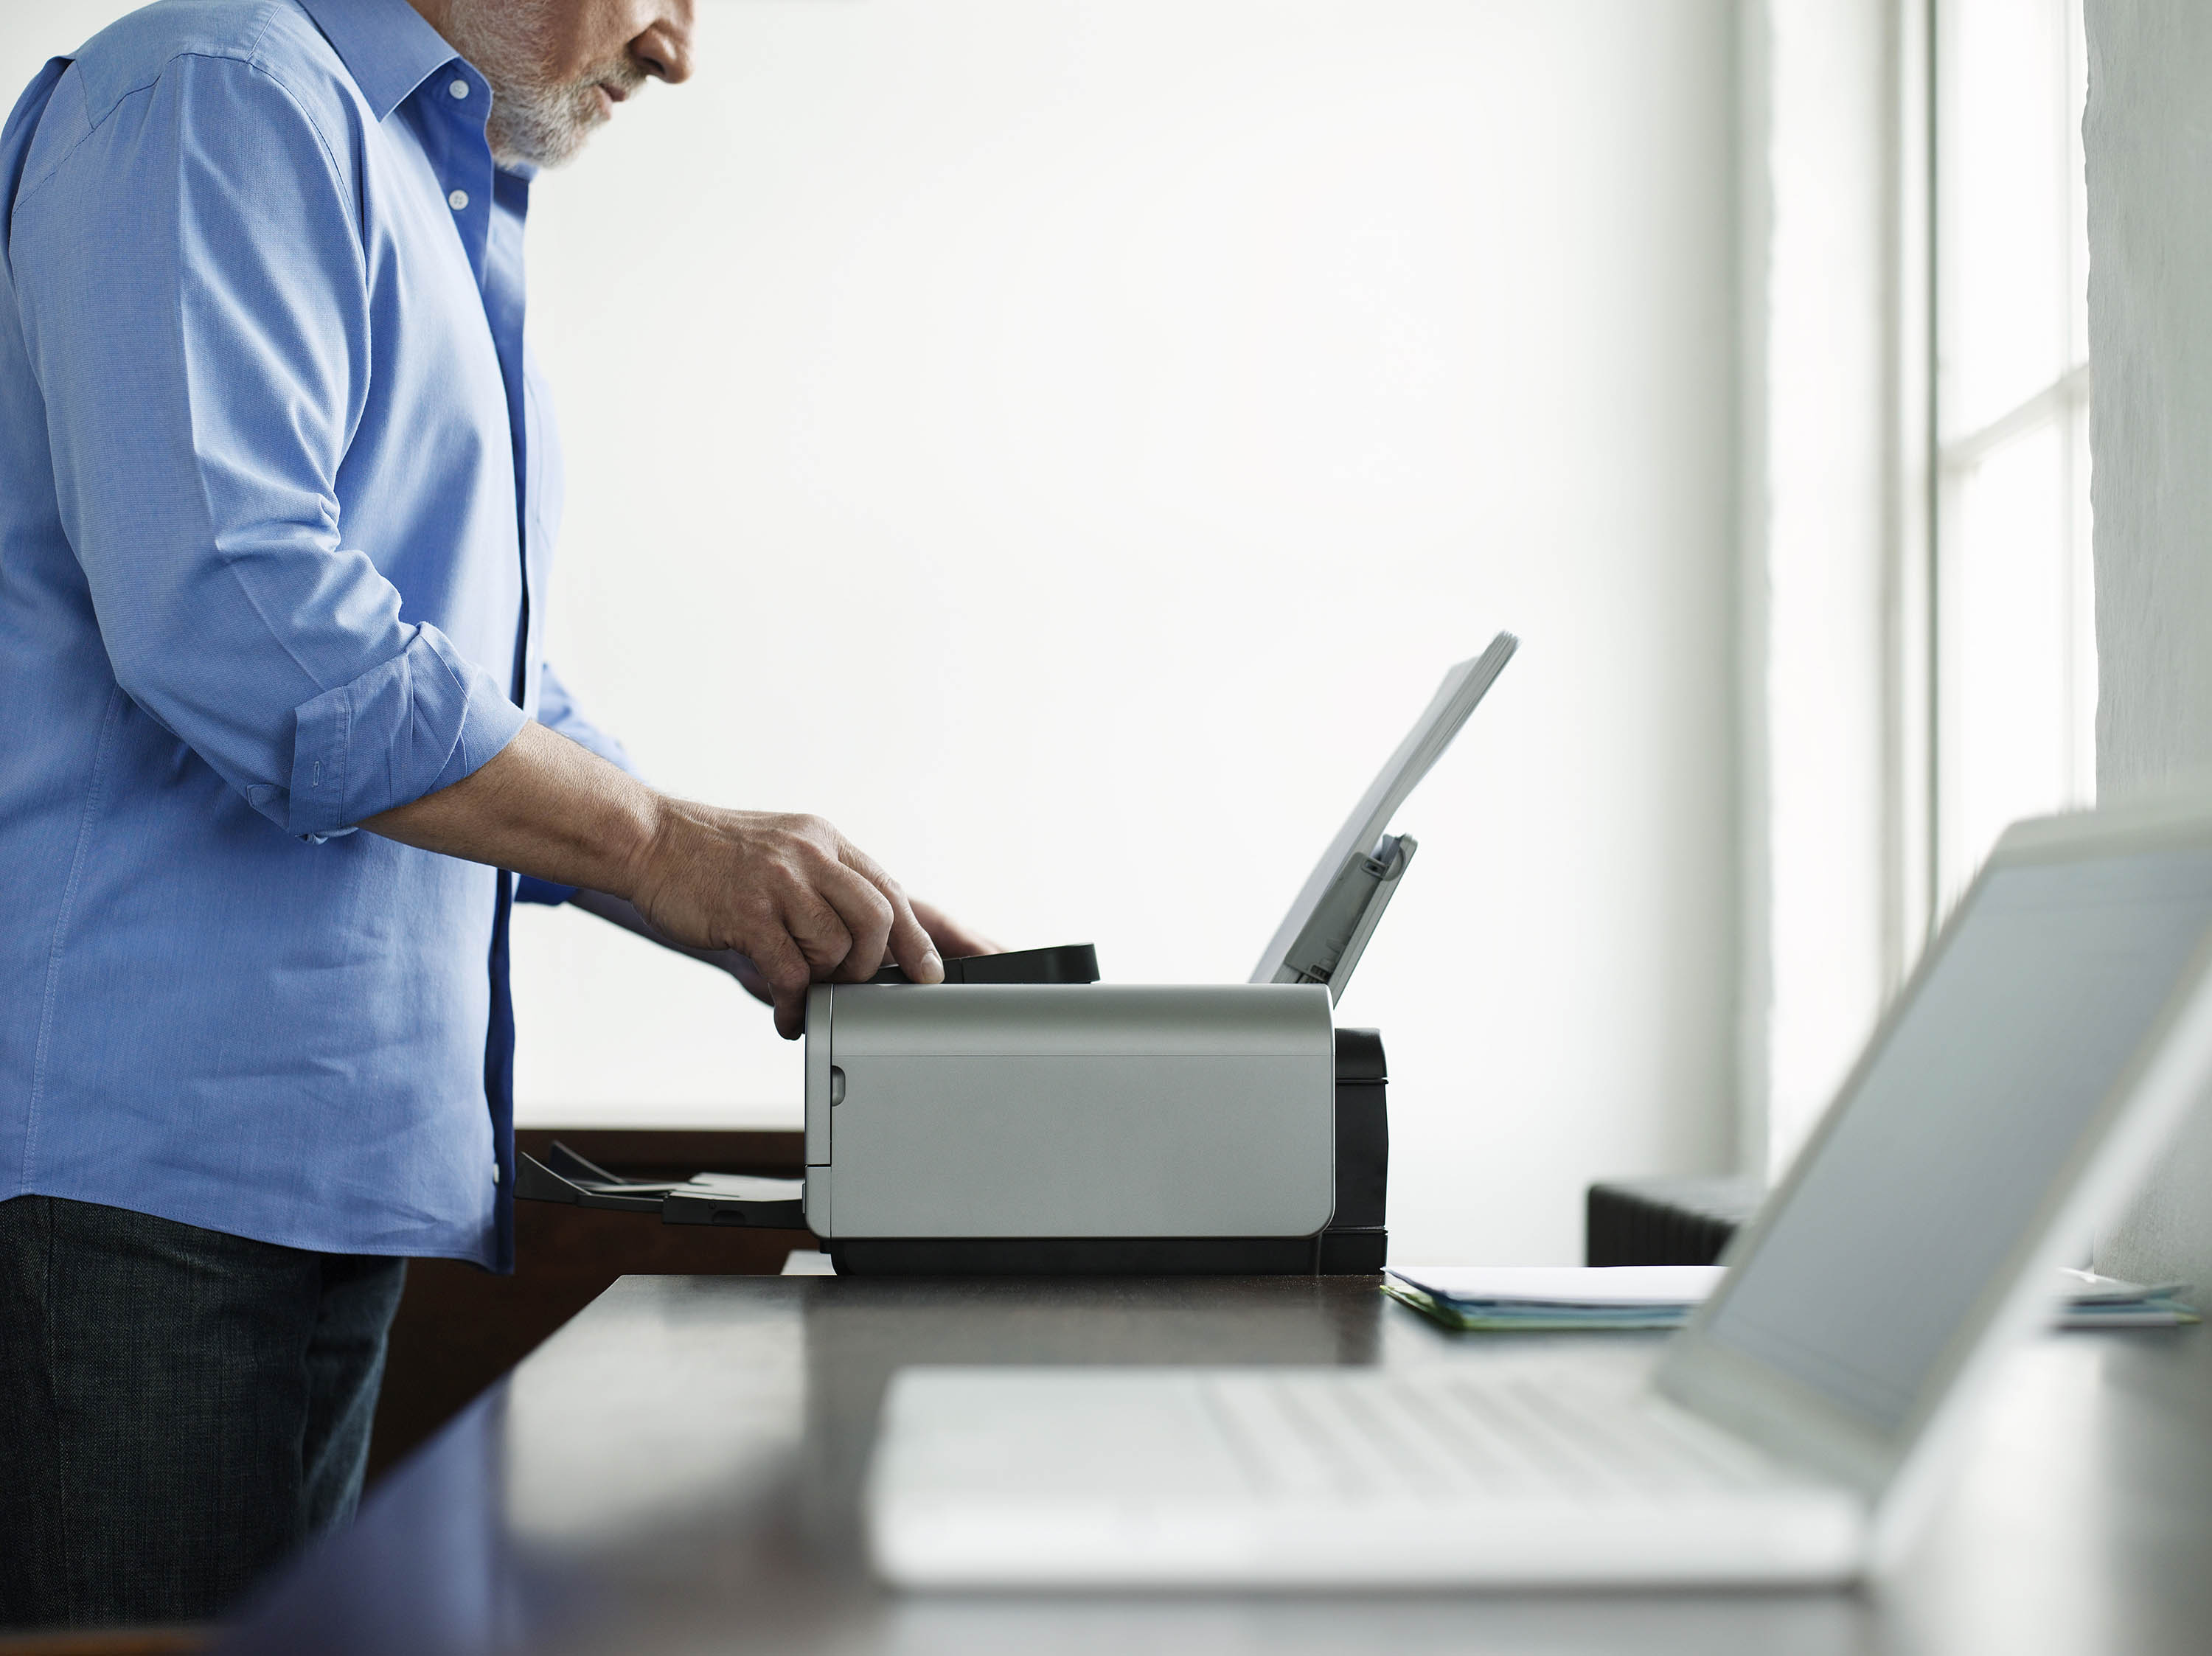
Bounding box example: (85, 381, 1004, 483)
(828, 1228, 1388, 1277)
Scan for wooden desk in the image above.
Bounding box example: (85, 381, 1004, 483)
(213, 1275, 2212, 1655)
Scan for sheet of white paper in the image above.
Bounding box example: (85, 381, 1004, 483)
(681, 1172, 805, 1200)
(1249, 633, 1517, 984)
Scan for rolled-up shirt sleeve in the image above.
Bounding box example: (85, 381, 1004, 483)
(12, 52, 524, 839)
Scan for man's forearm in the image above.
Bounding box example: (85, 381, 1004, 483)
(358, 720, 942, 1038)
(363, 720, 661, 899)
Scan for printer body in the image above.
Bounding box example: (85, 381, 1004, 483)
(802, 981, 1388, 1274)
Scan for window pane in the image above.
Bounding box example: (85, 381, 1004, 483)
(1942, 419, 2079, 893)
(1941, 0, 2076, 437)
(1933, 0, 2094, 916)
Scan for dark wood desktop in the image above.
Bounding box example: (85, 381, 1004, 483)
(214, 1270, 2212, 1656)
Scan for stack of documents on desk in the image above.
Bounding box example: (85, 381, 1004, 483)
(1384, 1267, 1722, 1330)
(2053, 1267, 2203, 1326)
(1385, 1265, 2201, 1332)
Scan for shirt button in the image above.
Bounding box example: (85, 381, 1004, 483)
(449, 78, 470, 99)
(448, 189, 470, 211)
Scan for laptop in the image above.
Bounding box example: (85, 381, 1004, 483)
(866, 790, 2212, 1587)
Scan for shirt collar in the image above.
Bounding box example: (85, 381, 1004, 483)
(294, 0, 465, 122)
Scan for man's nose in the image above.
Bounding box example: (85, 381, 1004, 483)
(633, 0, 695, 84)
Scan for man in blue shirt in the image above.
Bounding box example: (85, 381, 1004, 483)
(0, 0, 988, 1629)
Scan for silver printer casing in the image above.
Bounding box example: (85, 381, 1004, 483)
(801, 983, 1337, 1242)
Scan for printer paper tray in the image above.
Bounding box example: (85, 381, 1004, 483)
(513, 1143, 1385, 1275)
(512, 1144, 808, 1229)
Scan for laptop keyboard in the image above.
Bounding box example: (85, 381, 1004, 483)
(1198, 1369, 1788, 1503)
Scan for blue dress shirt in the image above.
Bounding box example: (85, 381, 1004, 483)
(0, 0, 630, 1268)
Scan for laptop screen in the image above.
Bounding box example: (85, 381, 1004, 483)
(1700, 843, 2212, 1435)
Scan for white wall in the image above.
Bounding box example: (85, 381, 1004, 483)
(5, 1, 1742, 1266)
(2082, 1, 2212, 1294)
(0, 6, 128, 114)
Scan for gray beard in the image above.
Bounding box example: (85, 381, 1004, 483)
(443, 0, 636, 170)
(486, 76, 602, 171)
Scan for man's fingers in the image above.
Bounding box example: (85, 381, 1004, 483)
(803, 856, 900, 981)
(721, 953, 776, 1008)
(910, 896, 1003, 959)
(841, 843, 940, 984)
(780, 881, 858, 975)
(745, 932, 814, 1040)
(884, 893, 939, 982)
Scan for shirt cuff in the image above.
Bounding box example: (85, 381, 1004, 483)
(285, 626, 527, 839)
(514, 876, 579, 906)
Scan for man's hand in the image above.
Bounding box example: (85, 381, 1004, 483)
(627, 804, 939, 1036)
(572, 886, 1004, 1019)
(361, 721, 944, 1037)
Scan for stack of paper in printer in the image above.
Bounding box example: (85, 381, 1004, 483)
(1384, 1265, 2201, 1332)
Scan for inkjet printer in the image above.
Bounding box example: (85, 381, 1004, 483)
(519, 633, 1517, 1275)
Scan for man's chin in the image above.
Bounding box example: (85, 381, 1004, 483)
(484, 83, 612, 172)
(489, 121, 597, 173)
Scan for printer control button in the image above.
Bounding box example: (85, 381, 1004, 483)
(830, 1066, 846, 1107)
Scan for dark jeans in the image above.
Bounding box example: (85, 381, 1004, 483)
(0, 1194, 406, 1631)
